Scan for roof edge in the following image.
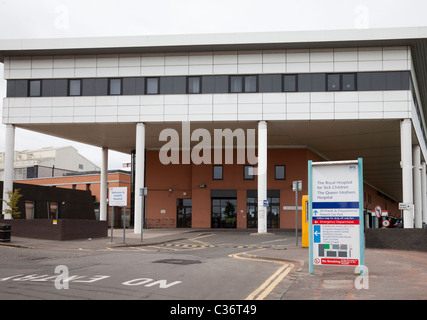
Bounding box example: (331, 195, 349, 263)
(1, 27, 427, 59)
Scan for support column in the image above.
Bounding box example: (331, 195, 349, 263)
(99, 147, 108, 221)
(400, 119, 414, 228)
(257, 121, 267, 234)
(421, 161, 427, 225)
(413, 146, 423, 228)
(134, 123, 145, 234)
(2, 125, 15, 220)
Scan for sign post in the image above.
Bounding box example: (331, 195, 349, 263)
(308, 159, 364, 275)
(293, 180, 302, 246)
(109, 187, 128, 243)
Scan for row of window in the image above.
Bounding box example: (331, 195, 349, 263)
(6, 71, 411, 98)
(212, 165, 286, 181)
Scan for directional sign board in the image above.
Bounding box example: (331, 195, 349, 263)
(308, 159, 364, 274)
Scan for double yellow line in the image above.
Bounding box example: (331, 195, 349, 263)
(229, 252, 294, 300)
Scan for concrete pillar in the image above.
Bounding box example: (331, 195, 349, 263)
(99, 147, 108, 221)
(422, 162, 427, 225)
(413, 146, 423, 228)
(257, 121, 267, 233)
(400, 119, 413, 228)
(134, 123, 145, 234)
(2, 125, 15, 220)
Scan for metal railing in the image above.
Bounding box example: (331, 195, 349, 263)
(144, 218, 175, 229)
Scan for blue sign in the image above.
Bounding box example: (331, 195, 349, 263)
(263, 200, 269, 207)
(313, 225, 321, 243)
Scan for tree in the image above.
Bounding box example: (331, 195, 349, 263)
(1, 189, 23, 218)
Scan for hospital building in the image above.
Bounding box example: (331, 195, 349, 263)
(1, 27, 427, 233)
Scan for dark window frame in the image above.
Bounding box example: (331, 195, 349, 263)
(109, 78, 122, 95)
(69, 79, 82, 96)
(145, 77, 160, 95)
(275, 165, 286, 180)
(327, 73, 341, 91)
(244, 165, 255, 180)
(212, 165, 223, 180)
(283, 74, 297, 92)
(29, 80, 42, 97)
(229, 75, 258, 93)
(187, 76, 201, 94)
(6, 71, 411, 97)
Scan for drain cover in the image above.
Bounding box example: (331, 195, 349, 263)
(153, 259, 201, 265)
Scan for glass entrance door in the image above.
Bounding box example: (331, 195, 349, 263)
(177, 199, 192, 228)
(246, 190, 280, 228)
(211, 198, 237, 228)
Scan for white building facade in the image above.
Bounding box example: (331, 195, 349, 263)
(1, 28, 427, 229)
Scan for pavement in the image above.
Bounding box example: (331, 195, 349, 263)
(1, 228, 427, 300)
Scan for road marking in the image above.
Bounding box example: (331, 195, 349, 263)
(229, 251, 294, 300)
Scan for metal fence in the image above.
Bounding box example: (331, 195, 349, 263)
(144, 218, 175, 229)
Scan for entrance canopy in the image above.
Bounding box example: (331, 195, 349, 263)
(15, 119, 405, 202)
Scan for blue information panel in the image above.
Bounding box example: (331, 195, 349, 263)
(308, 159, 364, 274)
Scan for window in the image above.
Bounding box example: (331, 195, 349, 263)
(146, 77, 159, 94)
(244, 165, 255, 180)
(283, 75, 297, 92)
(25, 201, 34, 219)
(213, 165, 223, 180)
(259, 74, 282, 92)
(42, 79, 68, 96)
(122, 77, 145, 95)
(275, 165, 286, 180)
(160, 76, 186, 94)
(298, 74, 326, 92)
(188, 77, 201, 94)
(230, 76, 243, 93)
(29, 80, 41, 97)
(230, 75, 257, 93)
(244, 76, 257, 92)
(81, 78, 108, 96)
(69, 79, 81, 96)
(342, 73, 356, 91)
(327, 74, 340, 91)
(109, 78, 122, 95)
(202, 75, 229, 93)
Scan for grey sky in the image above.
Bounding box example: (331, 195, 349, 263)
(0, 0, 427, 168)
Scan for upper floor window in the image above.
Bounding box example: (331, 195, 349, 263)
(230, 75, 257, 93)
(29, 80, 41, 97)
(69, 79, 81, 96)
(146, 77, 159, 94)
(5, 71, 410, 98)
(109, 78, 122, 95)
(188, 76, 201, 94)
(283, 75, 297, 92)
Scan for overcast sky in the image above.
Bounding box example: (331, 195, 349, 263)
(1, 0, 427, 168)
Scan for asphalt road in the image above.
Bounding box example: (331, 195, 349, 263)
(0, 232, 295, 300)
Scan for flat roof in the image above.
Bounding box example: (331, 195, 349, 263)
(0, 27, 427, 57)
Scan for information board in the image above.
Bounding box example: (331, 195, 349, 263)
(308, 159, 364, 274)
(109, 187, 128, 207)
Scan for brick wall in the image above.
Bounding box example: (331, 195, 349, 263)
(365, 229, 427, 252)
(0, 219, 107, 240)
